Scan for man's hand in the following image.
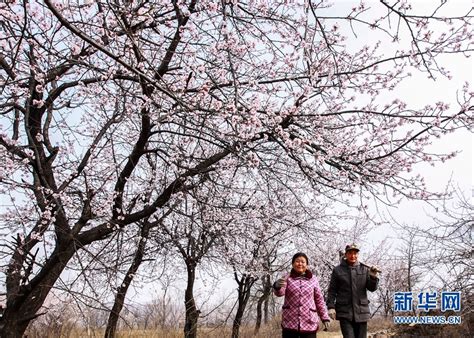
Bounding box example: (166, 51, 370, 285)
(323, 320, 330, 331)
(369, 266, 379, 279)
(274, 277, 286, 289)
(328, 308, 336, 320)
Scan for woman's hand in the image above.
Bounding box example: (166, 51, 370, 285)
(274, 277, 287, 289)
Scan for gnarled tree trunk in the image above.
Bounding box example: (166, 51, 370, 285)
(0, 242, 76, 338)
(232, 273, 255, 338)
(105, 223, 151, 337)
(254, 273, 272, 336)
(184, 260, 199, 338)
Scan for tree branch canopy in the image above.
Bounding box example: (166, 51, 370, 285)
(0, 1, 472, 337)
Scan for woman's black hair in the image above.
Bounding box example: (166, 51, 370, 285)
(292, 252, 309, 264)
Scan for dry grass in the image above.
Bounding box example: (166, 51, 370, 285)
(34, 316, 471, 338)
(29, 323, 345, 338)
(87, 328, 344, 338)
(55, 324, 347, 338)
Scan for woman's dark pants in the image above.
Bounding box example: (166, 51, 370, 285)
(282, 328, 317, 338)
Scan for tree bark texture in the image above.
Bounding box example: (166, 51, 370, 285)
(184, 261, 199, 338)
(104, 224, 151, 337)
(232, 274, 255, 338)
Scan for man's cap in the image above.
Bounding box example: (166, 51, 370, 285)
(345, 243, 360, 253)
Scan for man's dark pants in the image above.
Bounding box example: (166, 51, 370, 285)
(339, 319, 367, 338)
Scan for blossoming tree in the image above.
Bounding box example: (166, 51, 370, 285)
(0, 1, 472, 336)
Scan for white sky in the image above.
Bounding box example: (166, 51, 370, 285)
(368, 50, 472, 236)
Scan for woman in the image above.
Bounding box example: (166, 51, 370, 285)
(274, 252, 331, 338)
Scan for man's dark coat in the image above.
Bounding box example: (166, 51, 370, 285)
(327, 259, 379, 322)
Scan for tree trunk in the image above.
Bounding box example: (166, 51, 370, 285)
(105, 224, 150, 337)
(264, 294, 269, 324)
(184, 261, 199, 338)
(254, 296, 264, 336)
(254, 274, 271, 336)
(159, 287, 169, 329)
(0, 242, 76, 338)
(0, 317, 29, 338)
(232, 273, 255, 338)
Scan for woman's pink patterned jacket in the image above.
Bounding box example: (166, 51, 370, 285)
(274, 269, 330, 333)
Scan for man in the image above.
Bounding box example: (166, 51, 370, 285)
(327, 244, 379, 338)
